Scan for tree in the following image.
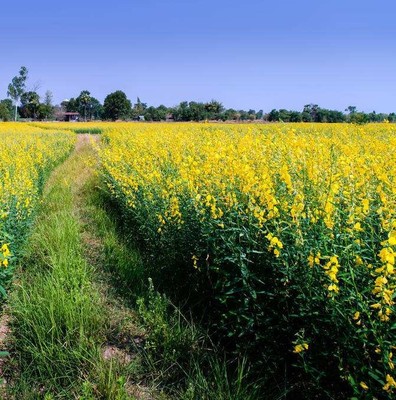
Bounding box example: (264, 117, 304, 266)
(40, 90, 54, 120)
(326, 110, 345, 123)
(268, 109, 280, 122)
(78, 90, 92, 121)
(256, 110, 264, 120)
(301, 109, 313, 122)
(173, 101, 190, 121)
(20, 91, 40, 119)
(204, 100, 224, 119)
(278, 109, 291, 122)
(303, 104, 319, 122)
(89, 97, 104, 120)
(289, 111, 302, 122)
(247, 109, 256, 121)
(143, 105, 168, 121)
(103, 90, 131, 121)
(350, 112, 368, 124)
(7, 66, 28, 121)
(189, 101, 207, 121)
(131, 97, 148, 119)
(223, 108, 239, 121)
(65, 98, 78, 112)
(65, 91, 102, 120)
(345, 106, 357, 115)
(0, 99, 13, 121)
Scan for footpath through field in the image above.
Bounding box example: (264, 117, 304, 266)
(2, 135, 152, 399)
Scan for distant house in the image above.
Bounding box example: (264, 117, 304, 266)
(165, 113, 175, 122)
(63, 112, 80, 122)
(132, 115, 145, 121)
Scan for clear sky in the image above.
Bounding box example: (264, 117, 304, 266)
(1, 0, 395, 113)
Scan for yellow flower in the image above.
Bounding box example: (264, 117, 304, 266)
(379, 248, 395, 265)
(383, 374, 396, 392)
(360, 381, 369, 391)
(353, 222, 363, 232)
(389, 231, 396, 246)
(355, 255, 363, 266)
(362, 199, 369, 214)
(1, 244, 11, 258)
(328, 284, 339, 293)
(191, 255, 199, 269)
(293, 343, 309, 353)
(308, 252, 321, 267)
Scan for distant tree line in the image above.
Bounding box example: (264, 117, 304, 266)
(267, 104, 396, 123)
(1, 66, 395, 123)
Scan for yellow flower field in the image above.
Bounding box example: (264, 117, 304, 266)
(98, 122, 396, 396)
(0, 123, 75, 294)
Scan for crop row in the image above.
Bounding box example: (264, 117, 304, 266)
(0, 123, 75, 297)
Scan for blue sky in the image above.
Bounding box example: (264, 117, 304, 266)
(1, 0, 395, 112)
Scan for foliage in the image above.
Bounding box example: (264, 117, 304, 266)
(0, 99, 13, 121)
(103, 91, 132, 121)
(18, 90, 55, 121)
(130, 97, 147, 120)
(137, 279, 203, 382)
(172, 100, 225, 121)
(99, 122, 396, 398)
(7, 66, 28, 121)
(20, 91, 40, 119)
(65, 90, 104, 120)
(135, 279, 260, 398)
(269, 104, 346, 123)
(143, 105, 168, 121)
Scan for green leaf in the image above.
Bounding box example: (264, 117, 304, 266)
(0, 285, 7, 298)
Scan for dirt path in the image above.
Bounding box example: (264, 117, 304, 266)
(71, 135, 153, 399)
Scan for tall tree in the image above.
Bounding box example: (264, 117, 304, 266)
(44, 90, 53, 107)
(65, 91, 102, 120)
(204, 100, 224, 119)
(103, 90, 131, 121)
(131, 97, 147, 119)
(345, 105, 357, 115)
(38, 90, 55, 120)
(7, 66, 28, 121)
(78, 90, 92, 121)
(88, 97, 104, 120)
(388, 113, 396, 122)
(268, 109, 280, 121)
(303, 104, 319, 122)
(20, 91, 40, 119)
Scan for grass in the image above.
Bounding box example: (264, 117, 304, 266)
(5, 137, 136, 399)
(73, 128, 103, 134)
